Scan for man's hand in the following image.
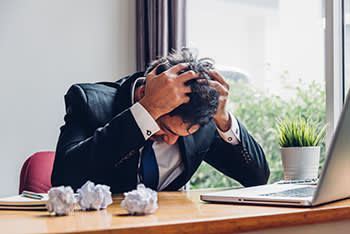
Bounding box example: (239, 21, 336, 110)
(139, 63, 199, 120)
(199, 70, 231, 132)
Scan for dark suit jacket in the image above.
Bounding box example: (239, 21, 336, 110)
(51, 72, 270, 193)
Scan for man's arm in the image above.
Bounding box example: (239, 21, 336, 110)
(204, 119, 270, 187)
(51, 84, 146, 190)
(202, 70, 270, 186)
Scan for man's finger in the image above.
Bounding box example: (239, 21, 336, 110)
(167, 63, 189, 74)
(182, 95, 190, 103)
(178, 70, 199, 82)
(207, 80, 223, 90)
(207, 80, 228, 96)
(198, 77, 228, 96)
(182, 85, 192, 94)
(146, 63, 161, 79)
(209, 70, 230, 90)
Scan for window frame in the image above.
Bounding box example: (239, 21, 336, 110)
(325, 0, 345, 148)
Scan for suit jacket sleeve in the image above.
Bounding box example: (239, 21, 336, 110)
(51, 84, 145, 190)
(204, 120, 270, 187)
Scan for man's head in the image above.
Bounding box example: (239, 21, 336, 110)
(138, 49, 219, 144)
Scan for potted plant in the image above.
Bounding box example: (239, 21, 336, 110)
(276, 117, 327, 180)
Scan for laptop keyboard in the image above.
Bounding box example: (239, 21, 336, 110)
(260, 186, 316, 198)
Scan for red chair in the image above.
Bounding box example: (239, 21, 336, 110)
(19, 151, 55, 194)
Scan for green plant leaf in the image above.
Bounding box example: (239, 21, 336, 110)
(276, 116, 327, 147)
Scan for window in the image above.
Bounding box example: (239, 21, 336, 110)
(187, 0, 327, 189)
(345, 0, 350, 97)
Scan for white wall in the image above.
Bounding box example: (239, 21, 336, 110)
(0, 0, 136, 197)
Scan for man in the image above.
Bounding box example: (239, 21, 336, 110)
(51, 49, 270, 193)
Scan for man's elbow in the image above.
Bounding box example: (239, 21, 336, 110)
(262, 165, 270, 184)
(256, 161, 270, 185)
(50, 156, 70, 188)
(50, 165, 62, 188)
(243, 165, 270, 187)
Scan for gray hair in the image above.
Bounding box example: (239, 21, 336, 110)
(145, 48, 215, 80)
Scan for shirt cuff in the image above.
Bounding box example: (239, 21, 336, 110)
(130, 102, 160, 140)
(216, 114, 241, 145)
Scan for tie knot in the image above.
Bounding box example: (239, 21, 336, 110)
(144, 140, 154, 148)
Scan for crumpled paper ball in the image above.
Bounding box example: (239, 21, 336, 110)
(47, 186, 76, 216)
(77, 181, 113, 210)
(120, 184, 158, 215)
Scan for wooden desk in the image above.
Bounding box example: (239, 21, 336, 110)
(0, 190, 349, 234)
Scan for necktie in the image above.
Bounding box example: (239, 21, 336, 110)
(141, 140, 159, 190)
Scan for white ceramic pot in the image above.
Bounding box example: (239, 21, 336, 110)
(280, 146, 320, 180)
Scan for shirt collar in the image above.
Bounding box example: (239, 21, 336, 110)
(131, 77, 146, 105)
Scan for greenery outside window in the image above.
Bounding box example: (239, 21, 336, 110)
(186, 0, 330, 189)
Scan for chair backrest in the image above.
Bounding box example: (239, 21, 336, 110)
(19, 151, 55, 194)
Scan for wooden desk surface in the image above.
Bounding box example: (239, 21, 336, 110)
(0, 190, 349, 234)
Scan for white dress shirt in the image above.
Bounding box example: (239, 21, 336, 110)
(129, 77, 241, 190)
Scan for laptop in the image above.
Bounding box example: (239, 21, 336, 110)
(201, 90, 350, 207)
